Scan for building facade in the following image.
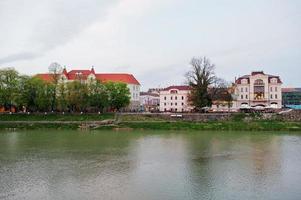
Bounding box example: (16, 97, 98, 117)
(159, 86, 192, 112)
(139, 92, 160, 112)
(282, 88, 301, 109)
(37, 67, 141, 110)
(234, 71, 282, 109)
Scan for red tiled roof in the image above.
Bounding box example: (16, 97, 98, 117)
(162, 85, 190, 91)
(35, 74, 54, 82)
(67, 70, 94, 80)
(35, 69, 140, 85)
(95, 74, 140, 85)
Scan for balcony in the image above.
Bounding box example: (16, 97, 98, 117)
(253, 99, 268, 102)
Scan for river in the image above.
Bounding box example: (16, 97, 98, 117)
(1, 130, 301, 200)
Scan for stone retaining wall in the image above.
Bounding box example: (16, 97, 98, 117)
(277, 110, 301, 122)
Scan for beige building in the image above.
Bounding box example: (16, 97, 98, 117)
(234, 71, 282, 109)
(37, 67, 141, 111)
(159, 86, 192, 112)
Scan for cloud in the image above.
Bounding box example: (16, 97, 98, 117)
(0, 52, 42, 65)
(0, 0, 300, 87)
(0, 0, 120, 65)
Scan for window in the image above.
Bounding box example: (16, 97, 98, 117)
(175, 96, 177, 100)
(182, 102, 184, 106)
(275, 87, 278, 92)
(270, 87, 273, 92)
(164, 108, 167, 112)
(271, 94, 273, 99)
(254, 79, 264, 85)
(171, 96, 173, 100)
(164, 103, 166, 106)
(241, 88, 243, 92)
(275, 94, 278, 99)
(246, 95, 248, 99)
(245, 87, 248, 92)
(254, 79, 265, 100)
(242, 79, 248, 84)
(241, 95, 243, 99)
(182, 96, 184, 100)
(171, 103, 173, 106)
(164, 97, 166, 100)
(175, 108, 177, 112)
(175, 103, 177, 106)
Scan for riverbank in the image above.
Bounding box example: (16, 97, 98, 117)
(117, 121, 301, 131)
(0, 112, 301, 131)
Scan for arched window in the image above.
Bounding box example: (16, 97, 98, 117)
(254, 79, 265, 100)
(254, 79, 264, 85)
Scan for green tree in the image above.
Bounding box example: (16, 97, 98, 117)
(105, 82, 130, 111)
(56, 82, 68, 112)
(186, 57, 216, 111)
(18, 77, 54, 112)
(88, 81, 109, 112)
(36, 82, 55, 111)
(66, 81, 89, 112)
(0, 68, 20, 111)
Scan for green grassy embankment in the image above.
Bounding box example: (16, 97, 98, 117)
(0, 113, 300, 131)
(116, 121, 301, 131)
(0, 113, 114, 121)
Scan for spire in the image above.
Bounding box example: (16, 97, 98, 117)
(62, 66, 68, 76)
(91, 66, 95, 74)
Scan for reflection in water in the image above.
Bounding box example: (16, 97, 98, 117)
(0, 131, 301, 200)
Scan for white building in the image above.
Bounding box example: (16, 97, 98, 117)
(159, 86, 192, 112)
(234, 71, 282, 109)
(140, 92, 160, 112)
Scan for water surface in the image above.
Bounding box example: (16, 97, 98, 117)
(1, 130, 301, 200)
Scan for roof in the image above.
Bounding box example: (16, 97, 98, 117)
(235, 75, 250, 84)
(162, 85, 190, 91)
(282, 88, 301, 93)
(67, 70, 94, 80)
(251, 71, 265, 76)
(140, 92, 159, 97)
(235, 71, 282, 84)
(36, 68, 140, 85)
(35, 74, 54, 82)
(95, 74, 140, 85)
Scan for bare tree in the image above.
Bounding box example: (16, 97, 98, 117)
(48, 62, 63, 111)
(210, 78, 233, 112)
(186, 56, 216, 111)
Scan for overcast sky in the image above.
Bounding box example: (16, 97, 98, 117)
(0, 0, 300, 90)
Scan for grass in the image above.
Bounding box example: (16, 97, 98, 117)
(0, 122, 79, 130)
(0, 113, 115, 121)
(117, 121, 301, 131)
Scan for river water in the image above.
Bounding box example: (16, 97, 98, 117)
(1, 130, 301, 200)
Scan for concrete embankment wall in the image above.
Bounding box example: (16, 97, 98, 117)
(121, 110, 301, 122)
(120, 113, 232, 122)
